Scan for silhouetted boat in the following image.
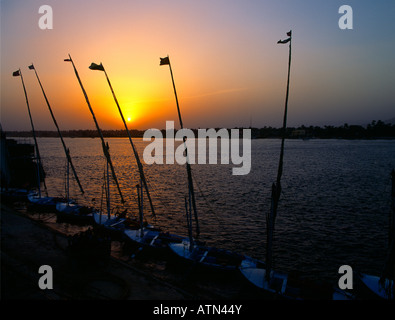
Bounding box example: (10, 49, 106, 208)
(55, 148, 95, 224)
(168, 193, 258, 273)
(28, 147, 83, 213)
(87, 60, 175, 251)
(27, 191, 65, 212)
(169, 241, 254, 273)
(239, 255, 353, 300)
(56, 201, 95, 225)
(87, 60, 189, 252)
(159, 55, 251, 272)
(91, 152, 127, 240)
(93, 211, 126, 239)
(124, 227, 189, 259)
(11, 68, 52, 209)
(238, 30, 296, 297)
(354, 272, 394, 300)
(64, 56, 130, 233)
(27, 63, 85, 212)
(238, 32, 353, 299)
(123, 183, 188, 258)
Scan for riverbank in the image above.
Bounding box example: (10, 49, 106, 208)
(1, 203, 392, 320)
(1, 203, 195, 300)
(1, 202, 263, 301)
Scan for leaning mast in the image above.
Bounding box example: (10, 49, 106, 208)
(89, 62, 156, 217)
(64, 55, 125, 204)
(12, 68, 47, 197)
(29, 63, 84, 195)
(266, 30, 293, 282)
(160, 55, 200, 236)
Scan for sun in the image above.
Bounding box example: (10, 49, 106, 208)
(127, 117, 132, 122)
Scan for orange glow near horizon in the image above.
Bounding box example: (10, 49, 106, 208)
(2, 1, 394, 132)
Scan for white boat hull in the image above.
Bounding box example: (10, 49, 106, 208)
(169, 242, 246, 272)
(92, 211, 124, 227)
(239, 259, 288, 295)
(55, 201, 94, 224)
(27, 191, 62, 210)
(124, 228, 187, 251)
(358, 273, 394, 300)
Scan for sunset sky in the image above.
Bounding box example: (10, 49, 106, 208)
(1, 0, 394, 131)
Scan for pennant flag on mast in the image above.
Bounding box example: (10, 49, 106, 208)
(277, 30, 292, 44)
(28, 62, 85, 195)
(89, 62, 104, 71)
(89, 60, 156, 217)
(12, 66, 48, 196)
(159, 54, 200, 236)
(266, 29, 293, 282)
(65, 54, 125, 204)
(160, 56, 170, 66)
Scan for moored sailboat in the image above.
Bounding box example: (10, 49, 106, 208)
(123, 183, 187, 258)
(159, 55, 253, 272)
(64, 55, 127, 231)
(238, 30, 295, 297)
(168, 191, 252, 273)
(90, 142, 128, 240)
(88, 61, 180, 252)
(56, 201, 95, 225)
(11, 68, 48, 205)
(55, 147, 96, 224)
(238, 31, 356, 300)
(13, 67, 68, 211)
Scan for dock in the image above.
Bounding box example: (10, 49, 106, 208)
(1, 203, 256, 301)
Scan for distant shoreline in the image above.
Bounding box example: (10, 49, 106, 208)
(4, 120, 395, 140)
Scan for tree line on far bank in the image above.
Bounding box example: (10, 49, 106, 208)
(5, 120, 395, 139)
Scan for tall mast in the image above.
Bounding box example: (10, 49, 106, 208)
(64, 55, 125, 203)
(29, 64, 84, 195)
(13, 68, 47, 197)
(89, 62, 156, 218)
(266, 30, 292, 282)
(160, 56, 200, 236)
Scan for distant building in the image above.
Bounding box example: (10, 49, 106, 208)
(291, 129, 306, 138)
(1, 129, 43, 190)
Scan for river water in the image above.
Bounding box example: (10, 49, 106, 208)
(18, 137, 395, 283)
